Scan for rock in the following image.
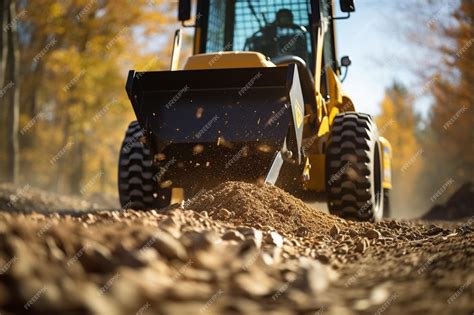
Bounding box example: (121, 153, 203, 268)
(151, 232, 187, 261)
(45, 236, 66, 260)
(81, 242, 115, 273)
(292, 257, 336, 294)
(389, 221, 401, 229)
(192, 246, 228, 270)
(166, 281, 213, 300)
(348, 229, 358, 237)
(159, 217, 181, 238)
(238, 238, 261, 255)
(262, 234, 283, 264)
(180, 267, 213, 282)
(235, 270, 276, 296)
(336, 243, 350, 255)
(7, 237, 38, 279)
(314, 253, 331, 265)
(296, 226, 309, 237)
(426, 225, 445, 236)
(222, 230, 245, 241)
(237, 227, 263, 248)
(264, 231, 284, 248)
(365, 229, 381, 240)
(180, 230, 220, 251)
(216, 208, 232, 219)
(355, 238, 369, 254)
(330, 225, 341, 239)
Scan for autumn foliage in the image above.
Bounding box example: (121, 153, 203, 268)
(1, 0, 173, 197)
(377, 0, 473, 216)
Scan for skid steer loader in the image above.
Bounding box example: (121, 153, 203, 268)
(118, 0, 393, 221)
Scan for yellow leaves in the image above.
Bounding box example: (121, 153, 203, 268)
(377, 83, 423, 212)
(18, 0, 174, 194)
(48, 2, 66, 19)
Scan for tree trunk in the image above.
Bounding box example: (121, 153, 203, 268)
(69, 128, 85, 195)
(5, 0, 20, 184)
(54, 113, 71, 193)
(0, 0, 6, 181)
(0, 0, 6, 88)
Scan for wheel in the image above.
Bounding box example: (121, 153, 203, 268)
(118, 121, 171, 210)
(325, 112, 384, 221)
(383, 188, 391, 218)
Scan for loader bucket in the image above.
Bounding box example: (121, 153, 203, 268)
(125, 64, 307, 191)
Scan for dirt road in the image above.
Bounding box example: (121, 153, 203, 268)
(0, 182, 472, 314)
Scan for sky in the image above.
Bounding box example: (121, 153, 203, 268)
(334, 0, 419, 116)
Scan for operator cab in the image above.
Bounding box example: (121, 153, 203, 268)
(198, 0, 315, 71)
(178, 0, 355, 98)
(244, 8, 310, 67)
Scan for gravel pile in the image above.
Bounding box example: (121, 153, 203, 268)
(0, 184, 101, 213)
(0, 181, 472, 315)
(422, 182, 474, 221)
(187, 181, 347, 237)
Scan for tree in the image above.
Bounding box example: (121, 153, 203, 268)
(7, 0, 173, 194)
(0, 0, 7, 176)
(391, 0, 473, 210)
(376, 82, 423, 217)
(426, 0, 474, 188)
(1, 0, 20, 184)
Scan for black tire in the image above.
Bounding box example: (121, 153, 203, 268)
(383, 188, 391, 218)
(326, 112, 384, 221)
(118, 121, 171, 210)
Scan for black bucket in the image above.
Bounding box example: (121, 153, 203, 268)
(125, 64, 307, 189)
